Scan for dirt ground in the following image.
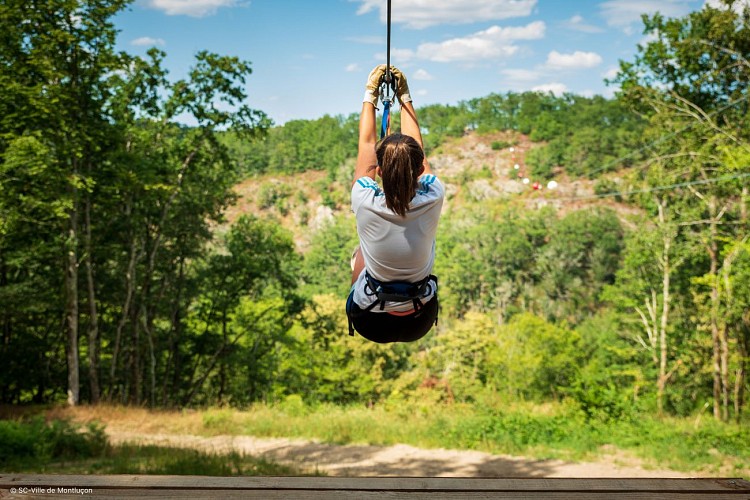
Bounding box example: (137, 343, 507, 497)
(106, 430, 693, 478)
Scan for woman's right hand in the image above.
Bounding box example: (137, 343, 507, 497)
(364, 64, 387, 106)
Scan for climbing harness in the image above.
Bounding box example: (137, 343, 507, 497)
(379, 0, 396, 139)
(347, 273, 438, 336)
(364, 272, 436, 312)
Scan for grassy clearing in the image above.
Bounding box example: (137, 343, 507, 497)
(0, 417, 307, 476)
(53, 401, 750, 476)
(6, 444, 303, 476)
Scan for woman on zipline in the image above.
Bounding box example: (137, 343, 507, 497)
(346, 65, 444, 343)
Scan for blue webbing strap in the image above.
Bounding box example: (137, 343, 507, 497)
(380, 99, 391, 140)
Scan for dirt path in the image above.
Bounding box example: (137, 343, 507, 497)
(107, 430, 693, 478)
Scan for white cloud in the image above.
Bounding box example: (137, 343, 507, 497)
(600, 1, 693, 31)
(144, 0, 239, 17)
(357, 0, 537, 29)
(131, 36, 165, 46)
(602, 66, 620, 80)
(704, 0, 750, 13)
(638, 31, 660, 47)
(532, 82, 567, 96)
(416, 38, 517, 63)
(394, 21, 545, 63)
(546, 50, 602, 69)
(375, 47, 418, 64)
(563, 15, 604, 33)
(500, 69, 542, 91)
(413, 69, 433, 80)
(501, 68, 541, 83)
(481, 22, 547, 41)
(416, 89, 428, 96)
(346, 63, 360, 72)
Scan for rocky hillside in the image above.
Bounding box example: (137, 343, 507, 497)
(226, 130, 638, 251)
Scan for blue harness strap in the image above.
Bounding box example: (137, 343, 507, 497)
(363, 272, 436, 312)
(380, 99, 391, 140)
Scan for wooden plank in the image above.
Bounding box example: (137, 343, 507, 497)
(2, 488, 749, 500)
(1, 475, 749, 492)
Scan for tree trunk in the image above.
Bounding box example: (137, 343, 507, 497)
(109, 227, 138, 400)
(182, 304, 275, 407)
(130, 294, 141, 405)
(1, 255, 10, 403)
(658, 200, 671, 416)
(710, 251, 721, 420)
(141, 304, 157, 407)
(218, 310, 228, 406)
(134, 150, 194, 405)
(707, 196, 725, 421)
(736, 321, 748, 424)
(65, 224, 80, 406)
(163, 256, 185, 406)
(64, 169, 80, 407)
(720, 320, 730, 421)
(736, 187, 748, 422)
(84, 195, 100, 403)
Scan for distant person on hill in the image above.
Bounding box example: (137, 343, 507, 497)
(346, 65, 445, 343)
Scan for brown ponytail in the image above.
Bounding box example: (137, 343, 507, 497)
(375, 133, 424, 217)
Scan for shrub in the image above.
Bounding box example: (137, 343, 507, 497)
(258, 181, 292, 213)
(490, 140, 512, 150)
(0, 418, 107, 467)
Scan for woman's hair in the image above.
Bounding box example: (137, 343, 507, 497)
(375, 133, 424, 217)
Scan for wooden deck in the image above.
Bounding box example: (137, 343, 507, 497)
(1, 475, 749, 499)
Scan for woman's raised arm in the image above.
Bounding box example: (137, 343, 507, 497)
(353, 65, 386, 185)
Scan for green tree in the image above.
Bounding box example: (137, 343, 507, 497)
(436, 204, 544, 318)
(0, 2, 271, 406)
(182, 215, 300, 406)
(0, 0, 131, 405)
(487, 313, 582, 401)
(301, 214, 358, 298)
(614, 0, 750, 419)
(534, 208, 624, 324)
(602, 208, 694, 415)
(288, 293, 414, 404)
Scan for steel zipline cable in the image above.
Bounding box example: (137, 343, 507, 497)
(386, 0, 391, 88)
(379, 0, 394, 139)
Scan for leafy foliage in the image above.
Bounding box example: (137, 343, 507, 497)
(0, 0, 748, 437)
(0, 418, 107, 467)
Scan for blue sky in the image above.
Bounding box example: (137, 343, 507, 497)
(114, 0, 720, 125)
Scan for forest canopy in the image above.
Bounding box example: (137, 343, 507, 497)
(0, 0, 748, 429)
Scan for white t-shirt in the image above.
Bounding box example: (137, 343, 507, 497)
(351, 174, 444, 312)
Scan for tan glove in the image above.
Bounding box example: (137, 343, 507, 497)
(389, 67, 412, 104)
(363, 64, 387, 106)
